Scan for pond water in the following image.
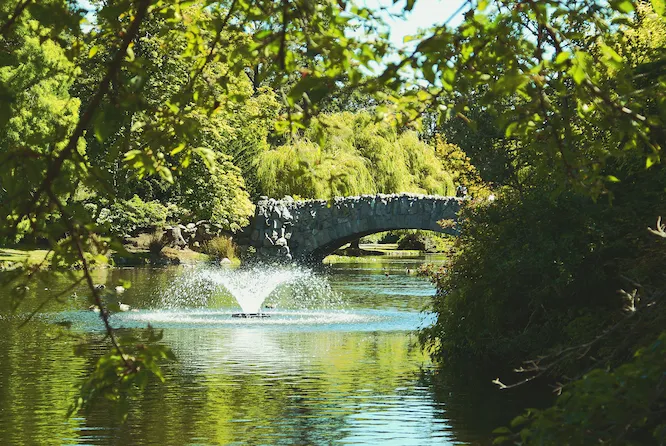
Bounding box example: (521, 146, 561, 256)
(0, 257, 548, 445)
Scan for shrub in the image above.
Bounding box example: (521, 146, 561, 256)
(497, 330, 666, 445)
(95, 195, 178, 236)
(148, 233, 166, 256)
(203, 236, 237, 261)
(421, 164, 666, 368)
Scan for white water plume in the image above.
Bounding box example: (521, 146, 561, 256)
(159, 264, 342, 313)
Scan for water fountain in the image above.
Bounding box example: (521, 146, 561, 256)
(49, 262, 435, 335)
(159, 264, 338, 318)
(205, 266, 305, 317)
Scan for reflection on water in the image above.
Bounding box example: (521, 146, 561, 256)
(0, 258, 549, 445)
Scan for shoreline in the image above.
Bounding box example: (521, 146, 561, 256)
(1, 243, 446, 270)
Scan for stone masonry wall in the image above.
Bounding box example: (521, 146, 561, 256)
(246, 193, 462, 262)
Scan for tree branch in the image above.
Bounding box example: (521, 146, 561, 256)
(47, 188, 131, 369)
(0, 0, 32, 37)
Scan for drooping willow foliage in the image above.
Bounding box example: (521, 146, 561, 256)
(256, 112, 457, 198)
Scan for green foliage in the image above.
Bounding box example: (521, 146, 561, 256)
(421, 163, 666, 364)
(396, 230, 455, 253)
(147, 233, 165, 256)
(495, 331, 666, 445)
(0, 9, 84, 246)
(69, 327, 175, 420)
(173, 153, 255, 231)
(0, 29, 81, 154)
(2, 0, 666, 430)
(424, 101, 518, 187)
(434, 136, 489, 197)
(256, 138, 376, 198)
(92, 195, 176, 236)
(414, 4, 666, 442)
(202, 236, 237, 261)
(255, 112, 459, 198)
(0, 0, 394, 420)
(381, 0, 666, 196)
(76, 5, 261, 230)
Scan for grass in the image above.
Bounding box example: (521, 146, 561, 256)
(0, 248, 51, 269)
(0, 244, 213, 269)
(323, 255, 385, 264)
(323, 247, 439, 264)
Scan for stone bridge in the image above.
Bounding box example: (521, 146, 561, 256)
(241, 193, 462, 263)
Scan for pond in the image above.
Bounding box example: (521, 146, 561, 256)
(0, 257, 548, 445)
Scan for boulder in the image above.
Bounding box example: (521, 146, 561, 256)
(163, 226, 187, 248)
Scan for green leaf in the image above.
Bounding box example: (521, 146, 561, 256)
(123, 150, 142, 162)
(646, 153, 660, 168)
(157, 165, 173, 183)
(492, 427, 512, 434)
(169, 143, 186, 156)
(651, 0, 665, 15)
(93, 109, 110, 142)
(569, 52, 592, 84)
(600, 43, 623, 70)
(505, 121, 519, 137)
(555, 51, 571, 65)
(510, 414, 529, 428)
(417, 90, 430, 101)
(88, 46, 99, 58)
(606, 175, 621, 182)
(611, 0, 635, 13)
(193, 147, 216, 169)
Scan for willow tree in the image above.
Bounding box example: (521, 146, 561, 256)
(255, 112, 458, 198)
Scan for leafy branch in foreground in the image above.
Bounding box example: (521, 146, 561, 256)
(68, 327, 176, 420)
(380, 0, 666, 196)
(0, 0, 176, 415)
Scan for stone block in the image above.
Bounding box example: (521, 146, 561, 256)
(263, 234, 275, 247)
(408, 201, 419, 214)
(316, 229, 330, 245)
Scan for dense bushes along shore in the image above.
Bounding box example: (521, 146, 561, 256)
(421, 163, 666, 443)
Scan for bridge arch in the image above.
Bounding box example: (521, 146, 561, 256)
(244, 193, 462, 263)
